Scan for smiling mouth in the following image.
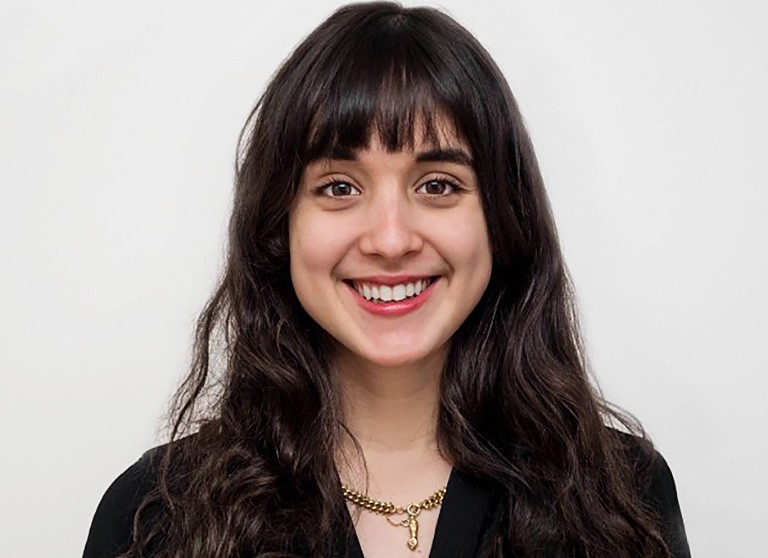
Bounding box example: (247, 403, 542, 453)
(345, 277, 438, 303)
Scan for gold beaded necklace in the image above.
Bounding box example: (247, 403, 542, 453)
(341, 485, 447, 551)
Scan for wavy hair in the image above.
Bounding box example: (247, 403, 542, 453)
(126, 3, 670, 556)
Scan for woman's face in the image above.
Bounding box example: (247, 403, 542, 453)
(288, 125, 492, 369)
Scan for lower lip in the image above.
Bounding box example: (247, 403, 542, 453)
(346, 279, 439, 317)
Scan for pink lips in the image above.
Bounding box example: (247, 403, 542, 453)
(345, 276, 439, 317)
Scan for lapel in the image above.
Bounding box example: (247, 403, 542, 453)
(428, 468, 494, 557)
(334, 468, 495, 558)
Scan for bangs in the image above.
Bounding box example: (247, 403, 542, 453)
(302, 13, 470, 161)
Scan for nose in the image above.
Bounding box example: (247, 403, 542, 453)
(358, 196, 424, 260)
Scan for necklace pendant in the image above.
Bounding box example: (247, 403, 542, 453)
(407, 515, 418, 550)
(406, 512, 419, 550)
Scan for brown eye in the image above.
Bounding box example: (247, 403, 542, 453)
(319, 181, 361, 197)
(417, 179, 458, 196)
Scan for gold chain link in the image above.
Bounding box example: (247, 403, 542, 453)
(341, 485, 447, 551)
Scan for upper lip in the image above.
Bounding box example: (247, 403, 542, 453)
(345, 275, 437, 286)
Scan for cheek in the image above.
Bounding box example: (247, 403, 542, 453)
(288, 209, 348, 292)
(445, 209, 492, 272)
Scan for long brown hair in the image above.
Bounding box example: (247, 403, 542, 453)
(127, 3, 670, 556)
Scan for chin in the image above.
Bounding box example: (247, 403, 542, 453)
(363, 354, 430, 369)
(345, 339, 447, 370)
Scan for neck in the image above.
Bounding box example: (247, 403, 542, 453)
(334, 348, 447, 480)
(333, 349, 452, 557)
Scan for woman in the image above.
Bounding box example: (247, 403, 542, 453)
(84, 3, 690, 557)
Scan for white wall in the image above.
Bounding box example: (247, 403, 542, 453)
(1, 1, 765, 556)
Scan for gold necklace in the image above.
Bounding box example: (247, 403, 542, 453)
(341, 485, 447, 551)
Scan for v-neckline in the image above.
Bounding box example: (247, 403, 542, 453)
(340, 467, 493, 558)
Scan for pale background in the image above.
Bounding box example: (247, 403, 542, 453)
(1, 1, 766, 556)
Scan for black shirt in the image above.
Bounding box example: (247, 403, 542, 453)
(84, 444, 690, 557)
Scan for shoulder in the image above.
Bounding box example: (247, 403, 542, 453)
(642, 450, 691, 558)
(83, 445, 165, 558)
(615, 431, 691, 558)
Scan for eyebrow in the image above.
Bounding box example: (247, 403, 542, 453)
(311, 146, 474, 166)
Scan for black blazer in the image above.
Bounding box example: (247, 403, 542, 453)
(84, 444, 690, 557)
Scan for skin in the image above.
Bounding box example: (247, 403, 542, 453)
(288, 124, 493, 557)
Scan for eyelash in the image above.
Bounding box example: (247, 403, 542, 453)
(313, 178, 361, 198)
(416, 175, 463, 196)
(313, 175, 464, 198)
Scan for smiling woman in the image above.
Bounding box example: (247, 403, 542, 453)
(84, 3, 689, 557)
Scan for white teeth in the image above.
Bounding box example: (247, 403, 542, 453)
(353, 278, 433, 302)
(392, 284, 406, 301)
